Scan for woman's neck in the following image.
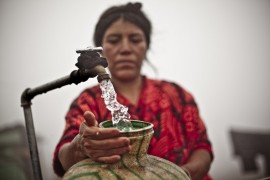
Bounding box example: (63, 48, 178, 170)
(111, 76, 143, 105)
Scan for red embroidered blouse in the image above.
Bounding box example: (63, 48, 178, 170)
(53, 76, 213, 179)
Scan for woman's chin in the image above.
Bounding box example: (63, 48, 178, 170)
(114, 71, 139, 82)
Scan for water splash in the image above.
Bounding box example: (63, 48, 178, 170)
(100, 79, 134, 131)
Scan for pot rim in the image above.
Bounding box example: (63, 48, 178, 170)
(99, 120, 154, 134)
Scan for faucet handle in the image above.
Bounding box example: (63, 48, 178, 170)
(75, 46, 109, 79)
(76, 46, 103, 54)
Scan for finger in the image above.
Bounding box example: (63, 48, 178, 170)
(98, 155, 121, 164)
(84, 137, 130, 150)
(76, 135, 88, 157)
(83, 111, 97, 127)
(86, 146, 130, 161)
(83, 127, 121, 139)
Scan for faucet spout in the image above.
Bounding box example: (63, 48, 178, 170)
(94, 65, 110, 82)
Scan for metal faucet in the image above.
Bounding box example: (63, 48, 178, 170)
(20, 47, 110, 180)
(75, 47, 110, 83)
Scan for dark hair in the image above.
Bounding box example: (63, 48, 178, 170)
(94, 2, 152, 49)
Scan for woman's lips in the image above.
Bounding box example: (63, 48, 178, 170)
(115, 60, 136, 68)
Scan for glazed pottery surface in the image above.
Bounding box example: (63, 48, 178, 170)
(63, 120, 189, 180)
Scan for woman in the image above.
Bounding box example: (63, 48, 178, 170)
(53, 2, 213, 180)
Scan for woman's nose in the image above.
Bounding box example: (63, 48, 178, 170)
(119, 39, 132, 54)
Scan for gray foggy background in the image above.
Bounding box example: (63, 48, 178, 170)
(1, 0, 270, 179)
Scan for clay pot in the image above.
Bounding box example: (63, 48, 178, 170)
(63, 120, 189, 180)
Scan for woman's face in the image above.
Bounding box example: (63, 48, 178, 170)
(102, 18, 147, 82)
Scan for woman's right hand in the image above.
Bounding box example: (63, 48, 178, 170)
(77, 111, 131, 163)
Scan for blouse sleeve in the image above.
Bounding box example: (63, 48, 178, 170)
(181, 90, 214, 160)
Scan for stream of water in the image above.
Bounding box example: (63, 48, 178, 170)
(100, 79, 134, 131)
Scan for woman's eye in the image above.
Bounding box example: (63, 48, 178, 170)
(106, 36, 120, 44)
(130, 35, 144, 44)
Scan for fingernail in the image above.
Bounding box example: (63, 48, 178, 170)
(124, 139, 130, 145)
(127, 145, 131, 152)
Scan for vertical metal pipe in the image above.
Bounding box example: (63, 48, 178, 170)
(22, 101, 43, 180)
